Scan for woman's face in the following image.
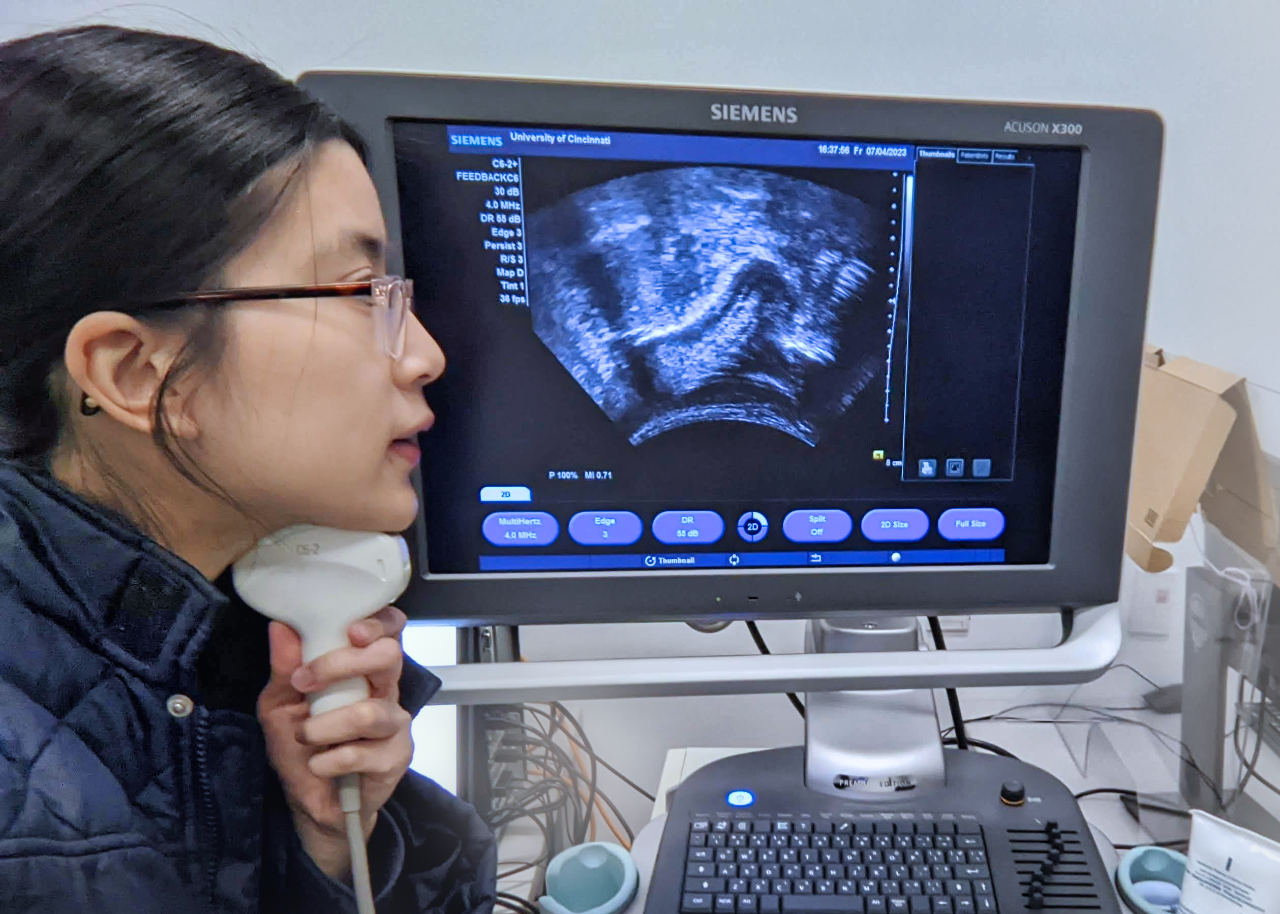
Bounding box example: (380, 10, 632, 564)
(190, 140, 444, 534)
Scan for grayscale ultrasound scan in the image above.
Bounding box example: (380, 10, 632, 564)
(525, 166, 882, 446)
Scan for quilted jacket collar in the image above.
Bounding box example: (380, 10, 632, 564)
(0, 460, 442, 714)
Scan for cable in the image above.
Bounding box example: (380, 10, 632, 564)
(943, 736, 1017, 759)
(744, 621, 805, 718)
(496, 893, 541, 914)
(1076, 787, 1136, 800)
(346, 806, 376, 914)
(519, 704, 657, 802)
(927, 617, 968, 751)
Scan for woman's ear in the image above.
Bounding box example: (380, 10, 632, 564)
(63, 312, 198, 438)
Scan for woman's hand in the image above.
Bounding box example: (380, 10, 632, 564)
(257, 605, 415, 880)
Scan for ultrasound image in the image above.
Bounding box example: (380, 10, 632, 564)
(525, 166, 882, 446)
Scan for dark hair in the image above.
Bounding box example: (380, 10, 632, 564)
(0, 25, 367, 534)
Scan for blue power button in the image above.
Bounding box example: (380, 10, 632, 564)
(726, 790, 755, 808)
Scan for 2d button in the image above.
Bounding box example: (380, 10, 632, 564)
(482, 512, 559, 547)
(738, 512, 769, 542)
(653, 511, 725, 545)
(568, 511, 643, 546)
(938, 508, 1005, 541)
(860, 509, 929, 542)
(782, 510, 853, 544)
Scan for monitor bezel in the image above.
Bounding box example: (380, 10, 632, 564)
(298, 72, 1163, 626)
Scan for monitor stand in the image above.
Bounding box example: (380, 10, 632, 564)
(804, 617, 946, 800)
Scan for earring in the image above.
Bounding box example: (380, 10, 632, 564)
(80, 393, 101, 416)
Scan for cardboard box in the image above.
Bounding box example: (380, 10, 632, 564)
(1126, 346, 1280, 577)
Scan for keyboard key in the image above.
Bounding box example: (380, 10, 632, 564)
(910, 898, 930, 914)
(753, 820, 773, 833)
(925, 852, 946, 865)
(736, 821, 754, 833)
(933, 837, 954, 850)
(879, 881, 901, 896)
(794, 880, 814, 895)
(832, 836, 851, 850)
(956, 822, 981, 835)
(825, 867, 845, 881)
(715, 821, 733, 833)
(974, 899, 995, 914)
(934, 823, 957, 836)
(874, 823, 894, 835)
(730, 880, 749, 894)
(834, 823, 854, 835)
(859, 880, 879, 896)
(931, 867, 953, 881)
(816, 881, 835, 895)
(793, 837, 812, 849)
(686, 878, 726, 894)
(853, 836, 873, 850)
(945, 881, 970, 896)
(836, 881, 857, 895)
(688, 863, 716, 877)
(894, 837, 913, 850)
(742, 866, 760, 879)
(912, 867, 931, 882)
(956, 867, 989, 880)
(762, 866, 781, 880)
(865, 852, 883, 865)
(811, 836, 831, 849)
(772, 837, 791, 849)
(874, 837, 894, 850)
(972, 882, 992, 898)
(752, 836, 770, 849)
(760, 898, 781, 914)
(718, 850, 736, 863)
(740, 897, 759, 914)
(966, 852, 986, 865)
(781, 851, 799, 865)
(822, 851, 842, 865)
(691, 834, 709, 847)
(954, 901, 974, 914)
(720, 865, 739, 878)
(730, 835, 748, 848)
(775, 822, 793, 834)
(914, 837, 934, 849)
(692, 849, 715, 862)
(752, 880, 772, 895)
(760, 851, 779, 864)
(945, 852, 965, 866)
(901, 881, 922, 896)
(891, 866, 910, 881)
(712, 836, 728, 848)
(801, 851, 820, 865)
(693, 821, 712, 833)
(842, 852, 863, 866)
(923, 881, 943, 897)
(870, 866, 889, 881)
(784, 866, 803, 880)
(905, 852, 924, 867)
(781, 897, 865, 914)
(740, 850, 758, 864)
(956, 837, 982, 850)
(774, 880, 794, 895)
(717, 896, 738, 913)
(885, 852, 904, 865)
(814, 821, 835, 834)
(796, 821, 814, 834)
(866, 900, 887, 914)
(683, 895, 713, 913)
(931, 900, 953, 914)
(847, 866, 867, 881)
(888, 899, 909, 914)
(805, 866, 824, 881)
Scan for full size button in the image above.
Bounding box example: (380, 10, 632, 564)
(937, 509, 1005, 541)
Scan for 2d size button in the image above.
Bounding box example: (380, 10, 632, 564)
(482, 512, 559, 547)
(938, 508, 1005, 541)
(860, 509, 929, 542)
(568, 511, 643, 546)
(782, 510, 853, 544)
(653, 511, 725, 545)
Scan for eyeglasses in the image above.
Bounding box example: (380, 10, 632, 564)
(144, 276, 413, 360)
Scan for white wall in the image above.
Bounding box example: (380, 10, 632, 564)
(5, 0, 1277, 826)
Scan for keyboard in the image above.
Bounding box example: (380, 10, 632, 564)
(646, 748, 1119, 914)
(681, 816, 995, 914)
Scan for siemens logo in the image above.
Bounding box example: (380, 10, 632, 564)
(1004, 120, 1083, 136)
(711, 103, 798, 124)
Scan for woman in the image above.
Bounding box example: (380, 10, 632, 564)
(0, 24, 495, 913)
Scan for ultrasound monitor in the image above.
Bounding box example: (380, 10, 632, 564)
(297, 73, 1162, 625)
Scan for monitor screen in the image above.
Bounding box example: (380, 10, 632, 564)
(392, 122, 1081, 577)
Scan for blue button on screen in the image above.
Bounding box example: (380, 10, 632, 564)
(938, 508, 1005, 541)
(568, 511, 643, 546)
(652, 511, 725, 545)
(860, 508, 930, 543)
(782, 510, 853, 544)
(482, 512, 560, 547)
(726, 790, 755, 808)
